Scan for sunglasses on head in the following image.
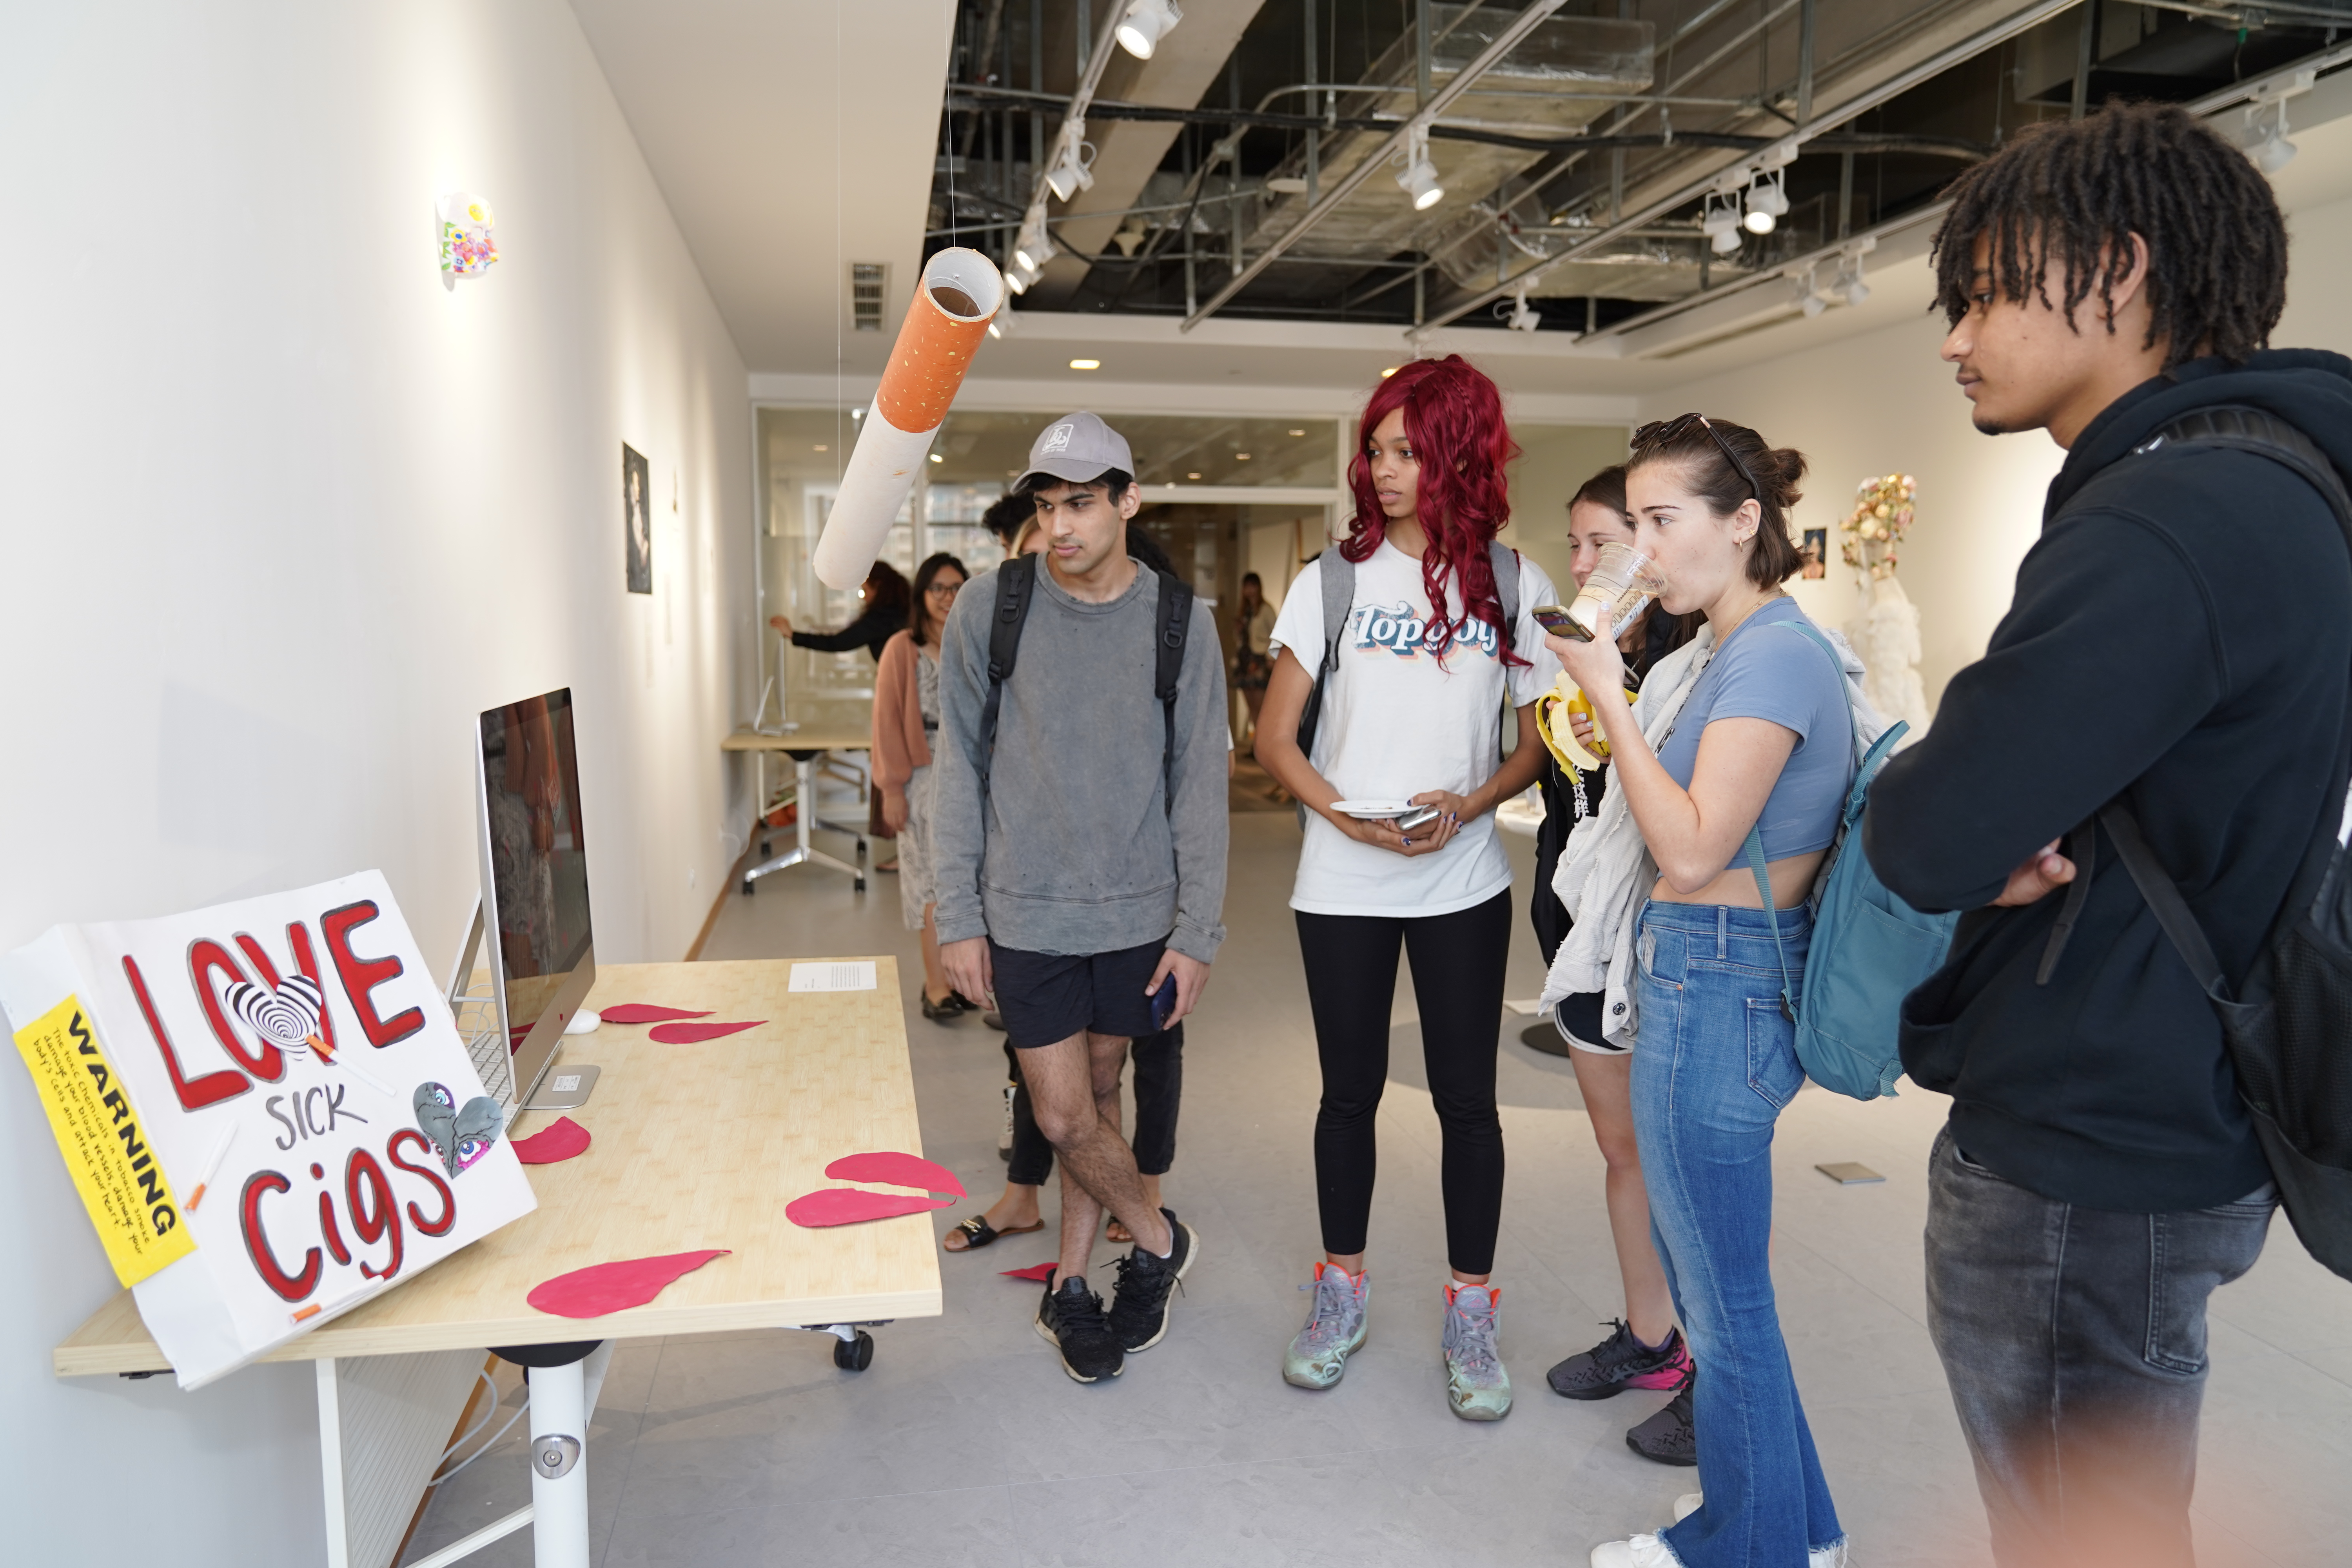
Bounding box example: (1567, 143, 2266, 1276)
(1631, 412, 1760, 503)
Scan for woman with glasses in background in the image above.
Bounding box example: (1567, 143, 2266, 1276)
(874, 552, 969, 1019)
(1550, 415, 1851, 1568)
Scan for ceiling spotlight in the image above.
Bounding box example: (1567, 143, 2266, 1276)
(1742, 203, 1776, 236)
(987, 308, 1017, 339)
(1791, 265, 1827, 318)
(1701, 189, 1743, 254)
(1013, 220, 1056, 274)
(1115, 0, 1183, 59)
(1004, 259, 1033, 294)
(1711, 225, 1744, 255)
(929, 453, 944, 463)
(1835, 252, 1871, 307)
(1749, 169, 1789, 221)
(1044, 124, 1095, 202)
(1395, 127, 1444, 212)
(1504, 289, 1541, 332)
(2253, 97, 2298, 173)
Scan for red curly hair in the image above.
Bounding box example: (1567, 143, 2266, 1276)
(1343, 355, 1525, 667)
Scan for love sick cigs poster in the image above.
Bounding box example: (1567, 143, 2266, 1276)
(1, 871, 536, 1388)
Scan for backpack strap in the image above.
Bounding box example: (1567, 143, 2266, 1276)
(1744, 829, 1799, 1023)
(2100, 801, 2231, 1000)
(976, 555, 1038, 798)
(2136, 407, 2352, 536)
(1152, 570, 1194, 814)
(1291, 552, 1356, 829)
(1487, 539, 1521, 652)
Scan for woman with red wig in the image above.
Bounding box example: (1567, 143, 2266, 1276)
(1254, 355, 1555, 1420)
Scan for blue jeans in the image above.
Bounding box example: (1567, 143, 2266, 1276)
(1633, 899, 1842, 1568)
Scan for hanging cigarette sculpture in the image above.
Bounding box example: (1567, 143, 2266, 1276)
(812, 248, 1005, 589)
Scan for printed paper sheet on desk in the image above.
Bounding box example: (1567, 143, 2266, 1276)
(0, 871, 537, 1388)
(789, 961, 877, 993)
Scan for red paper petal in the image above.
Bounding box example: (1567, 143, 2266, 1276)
(786, 1187, 957, 1228)
(824, 1151, 966, 1198)
(527, 1250, 730, 1318)
(648, 1019, 765, 1043)
(512, 1116, 592, 1165)
(1000, 1262, 1057, 1281)
(597, 1004, 713, 1024)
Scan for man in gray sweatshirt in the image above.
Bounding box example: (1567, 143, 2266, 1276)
(933, 412, 1229, 1385)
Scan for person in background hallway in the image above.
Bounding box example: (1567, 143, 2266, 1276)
(944, 521, 1192, 1257)
(1533, 465, 1704, 1466)
(1232, 572, 1274, 752)
(771, 557, 912, 860)
(1254, 354, 1554, 1421)
(1552, 414, 1849, 1568)
(874, 551, 969, 1021)
(1865, 104, 2349, 1568)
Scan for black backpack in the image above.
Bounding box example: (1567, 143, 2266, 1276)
(975, 554, 1194, 809)
(2091, 407, 2352, 1277)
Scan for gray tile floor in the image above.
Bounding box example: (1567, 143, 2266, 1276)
(404, 804, 2352, 1567)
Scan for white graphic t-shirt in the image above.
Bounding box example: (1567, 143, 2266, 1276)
(1270, 539, 1557, 916)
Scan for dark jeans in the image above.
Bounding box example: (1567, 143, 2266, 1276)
(1004, 1028, 1182, 1184)
(1923, 1124, 2276, 1568)
(1296, 891, 1511, 1276)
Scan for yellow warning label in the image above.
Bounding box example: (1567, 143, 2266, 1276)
(14, 995, 196, 1287)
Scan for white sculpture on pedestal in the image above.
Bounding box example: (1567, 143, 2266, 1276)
(1840, 474, 1931, 736)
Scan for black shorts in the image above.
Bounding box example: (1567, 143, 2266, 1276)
(991, 936, 1165, 1049)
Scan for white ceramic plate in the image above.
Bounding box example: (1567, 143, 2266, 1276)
(1330, 799, 1415, 819)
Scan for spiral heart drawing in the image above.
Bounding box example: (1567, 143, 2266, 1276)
(225, 974, 332, 1063)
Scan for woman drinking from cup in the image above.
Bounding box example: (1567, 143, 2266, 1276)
(1551, 416, 1850, 1568)
(1254, 355, 1554, 1420)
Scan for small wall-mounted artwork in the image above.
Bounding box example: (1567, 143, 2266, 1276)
(624, 443, 652, 594)
(1800, 528, 1828, 580)
(437, 192, 498, 279)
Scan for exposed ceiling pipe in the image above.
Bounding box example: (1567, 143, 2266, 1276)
(1411, 0, 2086, 341)
(1179, 0, 1569, 332)
(1592, 37, 2352, 351)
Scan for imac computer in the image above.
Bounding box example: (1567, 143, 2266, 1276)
(466, 685, 597, 1115)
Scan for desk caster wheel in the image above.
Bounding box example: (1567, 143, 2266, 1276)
(760, 838, 771, 857)
(833, 1330, 873, 1371)
(853, 876, 867, 894)
(740, 878, 755, 896)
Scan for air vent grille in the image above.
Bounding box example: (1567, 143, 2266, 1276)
(850, 263, 887, 331)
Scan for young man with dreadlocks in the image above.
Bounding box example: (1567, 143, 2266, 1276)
(1865, 103, 2352, 1567)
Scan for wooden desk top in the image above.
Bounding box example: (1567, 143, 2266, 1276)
(724, 700, 873, 755)
(54, 958, 941, 1377)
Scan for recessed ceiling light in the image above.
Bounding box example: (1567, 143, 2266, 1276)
(1069, 358, 1101, 370)
(1236, 453, 1251, 460)
(1288, 428, 1305, 436)
(1380, 367, 1398, 378)
(1187, 471, 1202, 479)
(813, 444, 828, 452)
(929, 453, 944, 463)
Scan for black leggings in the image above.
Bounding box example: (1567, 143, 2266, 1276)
(1004, 1027, 1183, 1185)
(1297, 891, 1511, 1276)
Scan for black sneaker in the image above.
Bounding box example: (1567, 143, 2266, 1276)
(1546, 1319, 1693, 1401)
(1034, 1271, 1123, 1383)
(1106, 1209, 1198, 1353)
(1626, 1367, 1697, 1466)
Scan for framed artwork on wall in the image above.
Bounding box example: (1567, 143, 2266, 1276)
(624, 443, 652, 594)
(1800, 527, 1828, 580)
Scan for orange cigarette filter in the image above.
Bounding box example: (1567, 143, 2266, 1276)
(873, 272, 995, 433)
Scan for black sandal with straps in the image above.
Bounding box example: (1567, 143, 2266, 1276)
(943, 1213, 1044, 1253)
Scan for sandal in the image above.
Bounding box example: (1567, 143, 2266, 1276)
(1107, 1218, 1133, 1244)
(942, 1214, 1044, 1253)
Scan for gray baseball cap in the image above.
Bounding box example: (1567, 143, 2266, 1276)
(1014, 411, 1136, 491)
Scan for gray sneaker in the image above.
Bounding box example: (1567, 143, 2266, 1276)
(1441, 1283, 1512, 1420)
(1283, 1263, 1368, 1389)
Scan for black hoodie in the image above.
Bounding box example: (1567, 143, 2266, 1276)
(1864, 350, 2352, 1213)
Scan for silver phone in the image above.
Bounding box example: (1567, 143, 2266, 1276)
(1396, 804, 1443, 832)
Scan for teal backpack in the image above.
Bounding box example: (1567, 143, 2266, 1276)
(1741, 621, 1959, 1100)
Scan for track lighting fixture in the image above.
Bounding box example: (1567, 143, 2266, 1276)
(1043, 124, 1095, 203)
(1792, 265, 1827, 318)
(1744, 169, 1787, 234)
(1503, 290, 1540, 332)
(1115, 0, 1183, 59)
(2246, 71, 2314, 176)
(1395, 127, 1444, 212)
(1013, 218, 1056, 274)
(1701, 189, 1743, 256)
(2253, 97, 2297, 173)
(1834, 252, 1870, 307)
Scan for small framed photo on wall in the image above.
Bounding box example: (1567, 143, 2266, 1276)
(624, 443, 652, 594)
(1800, 527, 1828, 580)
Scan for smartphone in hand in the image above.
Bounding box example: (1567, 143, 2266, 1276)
(1149, 974, 1178, 1032)
(1396, 804, 1443, 832)
(1533, 603, 1592, 642)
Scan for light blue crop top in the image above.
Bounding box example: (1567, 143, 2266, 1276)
(1655, 599, 1853, 859)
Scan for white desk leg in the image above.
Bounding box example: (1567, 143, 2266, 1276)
(525, 1341, 611, 1568)
(317, 1358, 351, 1568)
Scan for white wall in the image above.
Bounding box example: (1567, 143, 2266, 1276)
(0, 4, 753, 1563)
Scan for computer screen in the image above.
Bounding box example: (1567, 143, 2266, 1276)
(474, 686, 595, 1106)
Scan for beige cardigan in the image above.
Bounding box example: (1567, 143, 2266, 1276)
(871, 628, 931, 808)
